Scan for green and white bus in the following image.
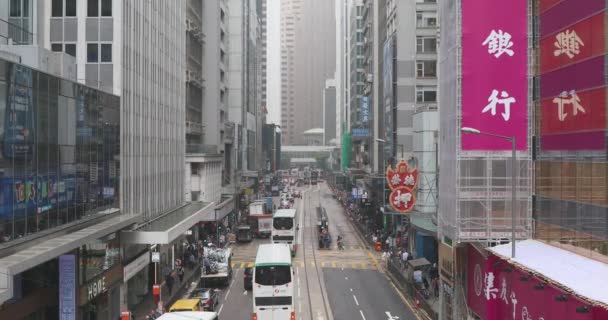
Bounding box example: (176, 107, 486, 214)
(252, 244, 295, 320)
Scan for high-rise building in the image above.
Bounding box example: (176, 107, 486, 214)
(348, 0, 367, 166)
(227, 0, 262, 178)
(323, 79, 337, 146)
(281, 0, 336, 145)
(258, 0, 267, 112)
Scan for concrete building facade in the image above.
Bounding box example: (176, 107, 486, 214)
(323, 78, 337, 145)
(281, 0, 335, 145)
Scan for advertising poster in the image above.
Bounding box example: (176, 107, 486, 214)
(461, 0, 528, 151)
(3, 64, 35, 159)
(59, 254, 77, 320)
(383, 36, 395, 159)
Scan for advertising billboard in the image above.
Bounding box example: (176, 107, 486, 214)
(461, 0, 528, 151)
(3, 64, 35, 159)
(539, 1, 606, 151)
(383, 36, 395, 159)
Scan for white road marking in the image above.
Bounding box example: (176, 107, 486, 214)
(350, 288, 353, 292)
(225, 289, 231, 300)
(385, 311, 399, 319)
(359, 310, 366, 320)
(345, 277, 348, 280)
(243, 290, 247, 295)
(218, 304, 224, 315)
(298, 286, 301, 297)
(353, 295, 359, 306)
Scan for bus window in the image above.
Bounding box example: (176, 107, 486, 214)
(273, 217, 293, 230)
(255, 265, 291, 286)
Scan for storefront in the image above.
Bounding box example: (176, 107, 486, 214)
(78, 233, 123, 320)
(123, 250, 151, 312)
(466, 241, 608, 320)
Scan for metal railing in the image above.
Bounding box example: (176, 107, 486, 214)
(387, 257, 439, 320)
(0, 18, 33, 45)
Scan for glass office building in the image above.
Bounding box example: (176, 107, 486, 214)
(0, 58, 120, 243)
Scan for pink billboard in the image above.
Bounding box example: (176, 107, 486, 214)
(461, 0, 528, 151)
(467, 246, 604, 320)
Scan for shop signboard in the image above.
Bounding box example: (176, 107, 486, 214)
(59, 255, 77, 320)
(385, 160, 418, 213)
(123, 251, 150, 282)
(467, 245, 599, 320)
(438, 242, 454, 286)
(539, 0, 605, 37)
(461, 0, 528, 151)
(79, 264, 122, 306)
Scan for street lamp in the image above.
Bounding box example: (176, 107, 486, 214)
(460, 127, 517, 258)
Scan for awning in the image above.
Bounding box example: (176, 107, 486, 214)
(410, 212, 438, 237)
(488, 239, 608, 307)
(0, 211, 139, 304)
(121, 202, 214, 245)
(203, 196, 234, 222)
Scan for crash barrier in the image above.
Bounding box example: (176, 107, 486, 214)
(387, 258, 439, 320)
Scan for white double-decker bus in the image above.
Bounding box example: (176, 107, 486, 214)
(272, 209, 298, 256)
(252, 244, 295, 320)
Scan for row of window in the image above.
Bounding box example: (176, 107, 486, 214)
(50, 0, 112, 17)
(50, 43, 112, 63)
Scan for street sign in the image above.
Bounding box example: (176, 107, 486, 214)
(151, 252, 160, 263)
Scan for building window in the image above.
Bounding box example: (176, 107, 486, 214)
(66, 0, 76, 16)
(416, 60, 437, 78)
(52, 0, 63, 17)
(87, 43, 98, 62)
(100, 43, 112, 62)
(416, 11, 437, 28)
(65, 43, 76, 57)
(87, 0, 98, 16)
(416, 37, 437, 53)
(51, 43, 62, 52)
(101, 0, 112, 16)
(416, 86, 437, 103)
(9, 0, 22, 17)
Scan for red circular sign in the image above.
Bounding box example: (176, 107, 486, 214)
(389, 186, 416, 213)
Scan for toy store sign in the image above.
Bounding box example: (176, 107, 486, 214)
(466, 246, 599, 320)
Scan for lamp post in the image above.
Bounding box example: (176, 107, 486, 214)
(461, 127, 517, 258)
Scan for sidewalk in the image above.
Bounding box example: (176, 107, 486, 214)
(131, 265, 201, 319)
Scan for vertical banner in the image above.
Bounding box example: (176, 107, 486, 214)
(383, 36, 395, 159)
(461, 0, 528, 150)
(59, 254, 77, 320)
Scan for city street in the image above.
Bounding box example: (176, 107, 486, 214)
(209, 183, 417, 320)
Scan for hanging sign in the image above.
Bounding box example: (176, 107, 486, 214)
(385, 160, 418, 213)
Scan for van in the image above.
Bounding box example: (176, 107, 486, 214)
(157, 311, 219, 320)
(169, 299, 204, 312)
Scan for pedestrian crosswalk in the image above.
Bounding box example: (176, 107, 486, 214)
(230, 260, 379, 270)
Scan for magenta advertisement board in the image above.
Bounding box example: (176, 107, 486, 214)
(461, 0, 528, 151)
(467, 247, 603, 320)
(540, 0, 605, 38)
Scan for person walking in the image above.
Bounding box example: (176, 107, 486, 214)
(401, 250, 409, 270)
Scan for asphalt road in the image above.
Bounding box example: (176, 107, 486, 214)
(215, 182, 416, 320)
(324, 268, 416, 320)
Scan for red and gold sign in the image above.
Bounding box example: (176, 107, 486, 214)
(386, 160, 418, 213)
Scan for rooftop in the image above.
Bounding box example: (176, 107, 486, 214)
(488, 239, 608, 306)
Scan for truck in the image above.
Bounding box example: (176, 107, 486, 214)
(264, 197, 274, 213)
(248, 201, 267, 216)
(201, 247, 233, 286)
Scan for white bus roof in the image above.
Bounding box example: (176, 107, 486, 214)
(255, 244, 292, 267)
(273, 209, 296, 218)
(156, 311, 218, 319)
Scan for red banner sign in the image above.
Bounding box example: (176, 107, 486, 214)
(385, 160, 418, 213)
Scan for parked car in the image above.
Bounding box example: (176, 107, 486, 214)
(189, 288, 219, 311)
(244, 267, 253, 290)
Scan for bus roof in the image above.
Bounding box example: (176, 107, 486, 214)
(255, 244, 292, 267)
(157, 311, 218, 320)
(273, 209, 296, 218)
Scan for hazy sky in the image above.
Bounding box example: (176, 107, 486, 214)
(266, 0, 281, 125)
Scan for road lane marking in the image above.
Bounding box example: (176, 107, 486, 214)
(353, 295, 359, 306)
(243, 290, 247, 295)
(218, 304, 224, 315)
(345, 277, 348, 280)
(350, 288, 353, 292)
(359, 310, 366, 320)
(225, 289, 231, 300)
(298, 286, 301, 297)
(386, 311, 399, 320)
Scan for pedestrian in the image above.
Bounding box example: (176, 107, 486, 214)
(401, 250, 409, 270)
(165, 271, 174, 295)
(219, 233, 226, 248)
(177, 265, 185, 282)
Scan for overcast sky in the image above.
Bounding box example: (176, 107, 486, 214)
(266, 0, 281, 125)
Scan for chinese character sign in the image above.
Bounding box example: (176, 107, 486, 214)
(461, 0, 528, 151)
(385, 160, 418, 213)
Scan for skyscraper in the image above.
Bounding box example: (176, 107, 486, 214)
(281, 0, 336, 145)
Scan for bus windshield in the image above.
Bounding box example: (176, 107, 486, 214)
(255, 265, 291, 286)
(273, 217, 294, 230)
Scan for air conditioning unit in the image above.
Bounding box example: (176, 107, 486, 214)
(366, 73, 373, 82)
